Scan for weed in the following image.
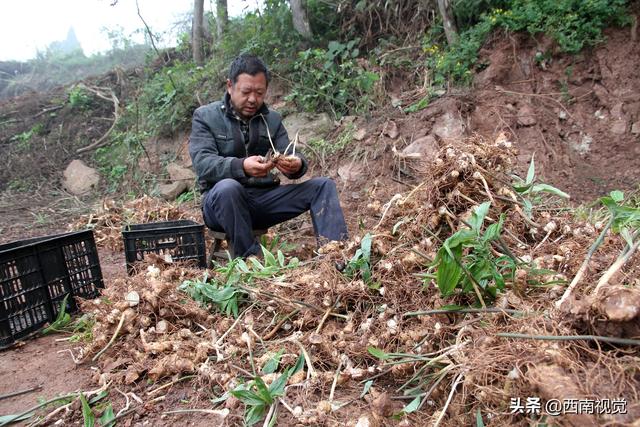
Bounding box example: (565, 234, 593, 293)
(42, 295, 72, 335)
(426, 0, 630, 85)
(343, 233, 380, 289)
(286, 39, 379, 118)
(68, 86, 93, 110)
(429, 202, 515, 302)
(229, 354, 304, 426)
(511, 154, 569, 217)
(180, 245, 299, 317)
(306, 123, 355, 168)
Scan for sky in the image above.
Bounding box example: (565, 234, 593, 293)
(0, 0, 257, 61)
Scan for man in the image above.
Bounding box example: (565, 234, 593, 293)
(189, 54, 348, 258)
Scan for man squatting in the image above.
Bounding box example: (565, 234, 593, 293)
(189, 54, 349, 258)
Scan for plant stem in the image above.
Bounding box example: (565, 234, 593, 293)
(403, 308, 525, 317)
(556, 217, 613, 309)
(147, 375, 196, 396)
(433, 372, 464, 427)
(92, 310, 126, 362)
(592, 234, 640, 295)
(0, 386, 42, 401)
(0, 393, 78, 427)
(263, 309, 299, 341)
(496, 333, 640, 346)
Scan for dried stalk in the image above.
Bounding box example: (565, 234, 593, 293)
(92, 311, 126, 361)
(433, 372, 464, 427)
(556, 217, 613, 309)
(592, 233, 640, 295)
(497, 332, 640, 346)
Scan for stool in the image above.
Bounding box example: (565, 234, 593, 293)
(207, 229, 268, 265)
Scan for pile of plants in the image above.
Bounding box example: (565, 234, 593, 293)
(33, 132, 638, 426)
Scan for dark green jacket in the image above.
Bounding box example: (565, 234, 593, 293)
(189, 93, 307, 192)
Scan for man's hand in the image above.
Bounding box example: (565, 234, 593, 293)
(275, 156, 302, 175)
(243, 155, 274, 177)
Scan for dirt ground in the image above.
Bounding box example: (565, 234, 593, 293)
(0, 25, 638, 427)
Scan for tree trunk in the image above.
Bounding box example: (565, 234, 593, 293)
(216, 0, 228, 40)
(437, 0, 458, 46)
(290, 0, 313, 39)
(193, 0, 204, 65)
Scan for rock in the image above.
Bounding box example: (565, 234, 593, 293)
(517, 104, 537, 126)
(610, 102, 624, 118)
(611, 119, 628, 135)
(283, 112, 334, 143)
(401, 135, 438, 158)
(598, 287, 640, 322)
(570, 133, 593, 155)
(166, 162, 195, 185)
(370, 392, 394, 417)
(432, 111, 465, 141)
(383, 120, 399, 139)
(592, 83, 610, 105)
(158, 181, 187, 200)
(632, 121, 640, 135)
(353, 128, 367, 141)
(63, 160, 100, 196)
(338, 162, 365, 181)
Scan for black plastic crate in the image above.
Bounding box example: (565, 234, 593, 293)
(0, 230, 104, 349)
(122, 220, 206, 274)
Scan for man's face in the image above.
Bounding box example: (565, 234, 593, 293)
(227, 72, 267, 120)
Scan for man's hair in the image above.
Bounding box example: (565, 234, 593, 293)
(228, 54, 270, 85)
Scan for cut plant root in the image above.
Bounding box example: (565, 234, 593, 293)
(65, 133, 640, 426)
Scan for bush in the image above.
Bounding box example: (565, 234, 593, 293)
(286, 39, 379, 118)
(426, 0, 631, 85)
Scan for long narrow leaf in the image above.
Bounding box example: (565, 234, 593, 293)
(526, 153, 536, 185)
(79, 394, 95, 427)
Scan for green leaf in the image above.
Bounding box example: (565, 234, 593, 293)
(482, 214, 504, 243)
(526, 153, 536, 185)
(99, 404, 115, 426)
(435, 246, 463, 296)
(0, 412, 34, 424)
(268, 374, 288, 397)
(245, 403, 266, 426)
(210, 392, 230, 405)
(468, 202, 491, 232)
(42, 294, 72, 334)
(531, 183, 570, 198)
(88, 390, 108, 405)
(360, 380, 374, 398)
(367, 346, 390, 360)
(230, 390, 265, 406)
(79, 394, 95, 427)
(620, 227, 634, 247)
(476, 408, 485, 427)
(262, 349, 284, 375)
(361, 233, 372, 261)
(404, 396, 421, 413)
(253, 377, 273, 404)
(610, 190, 624, 202)
(261, 246, 277, 268)
(277, 250, 285, 267)
(289, 354, 305, 376)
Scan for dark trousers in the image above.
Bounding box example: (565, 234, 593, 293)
(202, 177, 349, 257)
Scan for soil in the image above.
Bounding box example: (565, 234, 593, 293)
(0, 25, 638, 427)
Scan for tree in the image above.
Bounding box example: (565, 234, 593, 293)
(193, 0, 204, 65)
(437, 0, 458, 46)
(290, 0, 313, 39)
(216, 0, 228, 40)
